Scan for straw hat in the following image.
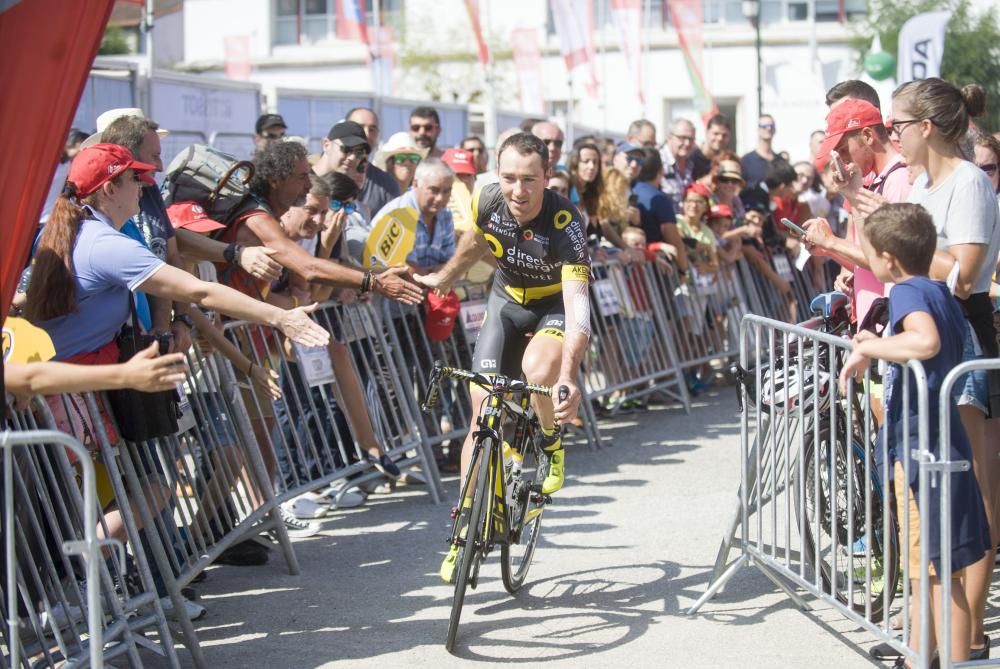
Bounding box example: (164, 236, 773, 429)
(373, 131, 428, 171)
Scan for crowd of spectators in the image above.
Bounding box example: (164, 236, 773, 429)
(6, 73, 1000, 660)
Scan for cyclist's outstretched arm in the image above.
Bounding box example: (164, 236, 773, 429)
(554, 275, 591, 423)
(414, 230, 489, 292)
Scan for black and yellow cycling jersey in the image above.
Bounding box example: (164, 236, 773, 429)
(472, 183, 590, 305)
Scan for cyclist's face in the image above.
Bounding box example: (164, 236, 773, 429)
(498, 148, 546, 223)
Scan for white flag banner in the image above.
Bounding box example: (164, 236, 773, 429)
(611, 0, 644, 106)
(549, 0, 598, 96)
(896, 11, 951, 83)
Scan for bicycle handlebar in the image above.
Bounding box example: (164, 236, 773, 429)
(421, 362, 553, 412)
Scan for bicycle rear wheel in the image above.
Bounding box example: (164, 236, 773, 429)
(445, 438, 492, 653)
(501, 442, 547, 594)
(797, 418, 899, 624)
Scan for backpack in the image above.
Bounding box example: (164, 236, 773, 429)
(161, 144, 261, 235)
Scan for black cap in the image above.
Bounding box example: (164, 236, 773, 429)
(326, 120, 370, 150)
(739, 184, 773, 214)
(255, 113, 287, 135)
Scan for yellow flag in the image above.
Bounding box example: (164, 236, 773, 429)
(3, 317, 56, 364)
(363, 207, 419, 270)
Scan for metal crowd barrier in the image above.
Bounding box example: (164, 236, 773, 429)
(689, 313, 998, 669)
(222, 299, 446, 508)
(3, 398, 182, 669)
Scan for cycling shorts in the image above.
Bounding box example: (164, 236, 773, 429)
(472, 289, 565, 378)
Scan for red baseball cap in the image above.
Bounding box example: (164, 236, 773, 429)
(442, 148, 477, 176)
(685, 182, 713, 201)
(423, 290, 461, 341)
(68, 143, 156, 197)
(709, 203, 733, 219)
(817, 99, 884, 167)
(167, 201, 225, 233)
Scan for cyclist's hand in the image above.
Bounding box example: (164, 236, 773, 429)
(553, 379, 581, 426)
(838, 349, 870, 395)
(413, 271, 450, 295)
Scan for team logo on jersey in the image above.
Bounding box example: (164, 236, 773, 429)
(554, 209, 573, 230)
(484, 233, 504, 258)
(523, 229, 534, 241)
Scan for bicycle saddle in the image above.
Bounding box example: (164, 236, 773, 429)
(809, 291, 848, 320)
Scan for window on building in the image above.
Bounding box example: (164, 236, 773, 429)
(273, 0, 404, 47)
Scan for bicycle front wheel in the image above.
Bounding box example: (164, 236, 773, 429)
(797, 417, 899, 624)
(445, 438, 492, 653)
(501, 443, 547, 594)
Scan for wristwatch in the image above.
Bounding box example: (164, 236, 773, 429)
(171, 314, 194, 329)
(223, 242, 244, 266)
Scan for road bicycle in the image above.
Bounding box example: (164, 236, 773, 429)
(423, 362, 567, 652)
(735, 291, 900, 623)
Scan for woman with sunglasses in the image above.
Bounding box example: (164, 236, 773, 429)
(974, 132, 1000, 199)
(374, 131, 428, 194)
(879, 79, 1000, 667)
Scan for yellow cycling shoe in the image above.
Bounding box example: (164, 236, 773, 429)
(440, 542, 460, 583)
(541, 447, 565, 495)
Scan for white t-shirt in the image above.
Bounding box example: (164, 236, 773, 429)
(908, 160, 1000, 294)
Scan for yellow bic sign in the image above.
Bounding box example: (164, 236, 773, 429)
(2, 316, 56, 364)
(363, 207, 419, 270)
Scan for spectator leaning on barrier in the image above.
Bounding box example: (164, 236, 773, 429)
(631, 147, 688, 276)
(374, 131, 428, 195)
(803, 97, 911, 329)
(569, 142, 604, 244)
(461, 135, 488, 174)
(839, 202, 991, 666)
(221, 139, 421, 306)
(23, 143, 328, 599)
(255, 113, 287, 150)
(596, 167, 643, 260)
(661, 118, 710, 213)
(346, 107, 401, 218)
(96, 111, 196, 354)
(713, 158, 747, 221)
(741, 114, 780, 188)
(409, 106, 443, 159)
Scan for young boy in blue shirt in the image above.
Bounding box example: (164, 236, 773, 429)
(840, 202, 990, 666)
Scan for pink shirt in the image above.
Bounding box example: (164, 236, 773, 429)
(852, 154, 911, 325)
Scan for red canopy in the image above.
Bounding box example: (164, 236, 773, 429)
(0, 0, 116, 316)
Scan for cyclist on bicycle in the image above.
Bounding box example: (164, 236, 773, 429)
(415, 133, 591, 582)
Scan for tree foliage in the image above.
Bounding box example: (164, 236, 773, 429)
(853, 0, 1000, 132)
(99, 25, 132, 56)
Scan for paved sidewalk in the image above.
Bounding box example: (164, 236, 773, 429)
(156, 387, 885, 668)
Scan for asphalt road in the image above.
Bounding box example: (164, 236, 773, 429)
(155, 386, 888, 668)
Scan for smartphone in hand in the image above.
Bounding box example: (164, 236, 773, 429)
(780, 217, 808, 236)
(830, 150, 846, 181)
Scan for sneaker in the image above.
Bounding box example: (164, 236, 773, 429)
(284, 495, 328, 520)
(279, 507, 321, 538)
(366, 452, 402, 480)
(159, 595, 206, 622)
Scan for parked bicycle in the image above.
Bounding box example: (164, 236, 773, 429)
(423, 362, 567, 652)
(734, 291, 900, 622)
